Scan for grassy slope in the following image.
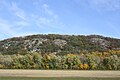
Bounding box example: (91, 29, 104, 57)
(0, 77, 120, 80)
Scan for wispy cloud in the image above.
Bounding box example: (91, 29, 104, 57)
(0, 1, 29, 38)
(75, 0, 120, 11)
(42, 4, 58, 18)
(88, 0, 120, 11)
(36, 4, 64, 29)
(10, 2, 27, 20)
(0, 18, 15, 37)
(0, 18, 31, 39)
(0, 1, 65, 40)
(106, 21, 120, 36)
(0, 1, 27, 20)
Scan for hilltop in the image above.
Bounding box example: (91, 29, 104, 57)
(0, 34, 120, 55)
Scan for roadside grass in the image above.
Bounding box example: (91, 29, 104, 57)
(0, 77, 120, 80)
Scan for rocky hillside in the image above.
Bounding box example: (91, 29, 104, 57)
(0, 34, 120, 55)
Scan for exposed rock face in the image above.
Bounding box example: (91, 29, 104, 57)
(91, 38, 109, 45)
(53, 39, 67, 48)
(23, 38, 49, 52)
(90, 38, 110, 50)
(24, 38, 48, 48)
(2, 41, 19, 49)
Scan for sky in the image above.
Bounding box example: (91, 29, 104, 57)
(0, 0, 120, 40)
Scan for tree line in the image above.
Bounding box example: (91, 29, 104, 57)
(0, 50, 120, 70)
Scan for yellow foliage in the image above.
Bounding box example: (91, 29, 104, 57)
(67, 54, 77, 57)
(47, 55, 51, 60)
(79, 64, 84, 69)
(79, 64, 89, 70)
(46, 65, 49, 69)
(83, 64, 89, 70)
(0, 64, 3, 69)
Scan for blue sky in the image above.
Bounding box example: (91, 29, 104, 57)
(0, 0, 120, 40)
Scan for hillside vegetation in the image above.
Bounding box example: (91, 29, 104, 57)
(0, 34, 120, 70)
(0, 34, 120, 55)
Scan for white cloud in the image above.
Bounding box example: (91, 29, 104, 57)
(36, 4, 64, 29)
(42, 4, 58, 18)
(36, 17, 55, 28)
(0, 18, 31, 39)
(10, 2, 27, 20)
(43, 4, 54, 16)
(33, 0, 43, 5)
(106, 21, 120, 36)
(0, 1, 65, 40)
(0, 1, 30, 38)
(88, 0, 120, 11)
(75, 0, 120, 11)
(0, 18, 15, 36)
(14, 21, 29, 27)
(0, 1, 27, 20)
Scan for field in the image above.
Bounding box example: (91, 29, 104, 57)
(0, 77, 120, 80)
(0, 70, 120, 80)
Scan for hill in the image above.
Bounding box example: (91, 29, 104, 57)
(0, 34, 120, 55)
(0, 34, 120, 70)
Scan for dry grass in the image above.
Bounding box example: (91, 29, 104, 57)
(0, 70, 120, 77)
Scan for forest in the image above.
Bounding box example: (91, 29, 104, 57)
(0, 50, 120, 70)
